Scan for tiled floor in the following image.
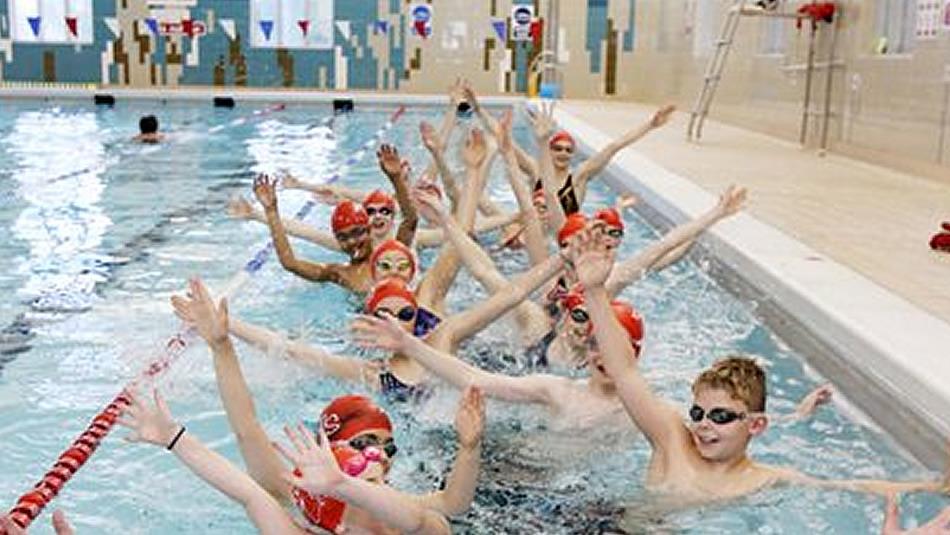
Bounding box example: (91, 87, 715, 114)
(560, 100, 950, 327)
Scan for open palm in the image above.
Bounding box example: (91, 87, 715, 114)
(170, 278, 229, 347)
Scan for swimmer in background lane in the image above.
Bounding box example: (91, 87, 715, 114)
(572, 226, 950, 506)
(0, 510, 73, 535)
(132, 115, 164, 144)
(165, 279, 485, 533)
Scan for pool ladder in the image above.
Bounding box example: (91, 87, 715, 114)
(687, 1, 843, 152)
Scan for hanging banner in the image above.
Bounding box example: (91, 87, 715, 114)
(916, 0, 940, 40)
(298, 19, 310, 36)
(65, 17, 78, 37)
(511, 5, 534, 42)
(27, 16, 42, 37)
(259, 19, 274, 40)
(410, 4, 433, 39)
(159, 19, 206, 38)
(491, 19, 507, 41)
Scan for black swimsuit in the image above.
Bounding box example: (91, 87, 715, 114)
(378, 308, 442, 402)
(534, 174, 580, 215)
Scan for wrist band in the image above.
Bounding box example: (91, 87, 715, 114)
(167, 425, 186, 451)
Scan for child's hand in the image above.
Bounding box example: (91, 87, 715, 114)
(227, 196, 255, 220)
(252, 174, 279, 210)
(276, 424, 346, 496)
(461, 128, 488, 169)
(351, 314, 411, 353)
(170, 278, 230, 347)
(455, 387, 485, 450)
(794, 384, 833, 419)
(116, 389, 181, 448)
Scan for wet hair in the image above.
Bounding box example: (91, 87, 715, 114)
(139, 115, 159, 134)
(692, 356, 766, 412)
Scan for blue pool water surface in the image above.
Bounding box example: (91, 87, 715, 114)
(0, 99, 946, 534)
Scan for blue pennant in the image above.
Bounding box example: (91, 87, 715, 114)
(144, 17, 158, 35)
(259, 19, 274, 40)
(27, 16, 41, 37)
(374, 20, 388, 35)
(491, 20, 506, 41)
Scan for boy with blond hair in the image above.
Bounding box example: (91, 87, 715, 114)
(568, 225, 949, 504)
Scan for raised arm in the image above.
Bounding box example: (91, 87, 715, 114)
(777, 462, 949, 497)
(254, 175, 341, 283)
(498, 109, 549, 266)
(420, 121, 462, 208)
(573, 105, 675, 194)
(119, 389, 303, 535)
(352, 315, 556, 405)
(413, 211, 521, 249)
(170, 279, 289, 500)
(227, 316, 376, 387)
(605, 185, 747, 297)
(283, 174, 365, 202)
(463, 80, 538, 180)
(377, 144, 418, 246)
(416, 387, 484, 516)
(571, 229, 684, 450)
(527, 102, 566, 234)
(228, 196, 342, 252)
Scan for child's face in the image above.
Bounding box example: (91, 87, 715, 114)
(371, 296, 417, 333)
(365, 203, 394, 238)
(373, 250, 414, 283)
(688, 387, 767, 462)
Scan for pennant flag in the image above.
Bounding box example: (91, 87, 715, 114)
(103, 17, 120, 37)
(530, 19, 543, 46)
(298, 19, 309, 36)
(182, 19, 195, 37)
(65, 16, 78, 37)
(374, 20, 388, 35)
(335, 20, 350, 40)
(219, 18, 236, 41)
(144, 17, 158, 35)
(27, 16, 41, 37)
(491, 20, 506, 41)
(414, 20, 427, 39)
(259, 19, 274, 40)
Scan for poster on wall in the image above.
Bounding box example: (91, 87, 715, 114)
(250, 0, 334, 49)
(511, 5, 534, 42)
(916, 0, 940, 40)
(410, 4, 433, 39)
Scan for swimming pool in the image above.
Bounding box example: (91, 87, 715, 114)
(0, 98, 946, 533)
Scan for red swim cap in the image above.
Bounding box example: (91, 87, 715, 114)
(369, 240, 417, 282)
(320, 395, 393, 442)
(549, 130, 575, 149)
(611, 300, 644, 357)
(558, 213, 588, 247)
(331, 201, 369, 233)
(293, 446, 371, 534)
(594, 207, 624, 231)
(364, 277, 417, 313)
(930, 232, 950, 252)
(362, 189, 396, 211)
(562, 285, 585, 312)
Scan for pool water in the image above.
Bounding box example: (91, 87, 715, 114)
(0, 99, 946, 534)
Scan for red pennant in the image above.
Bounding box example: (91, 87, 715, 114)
(65, 16, 78, 37)
(181, 19, 195, 37)
(414, 20, 427, 39)
(298, 19, 310, 36)
(530, 20, 543, 47)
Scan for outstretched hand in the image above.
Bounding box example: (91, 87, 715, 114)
(116, 389, 180, 448)
(377, 144, 404, 178)
(650, 104, 676, 129)
(461, 79, 480, 111)
(282, 174, 304, 190)
(495, 109, 514, 155)
(275, 424, 346, 496)
(350, 314, 411, 353)
(461, 128, 488, 169)
(170, 278, 230, 347)
(420, 121, 442, 154)
(411, 185, 448, 225)
(794, 384, 833, 419)
(311, 185, 343, 206)
(455, 386, 485, 449)
(566, 225, 616, 289)
(526, 100, 557, 141)
(715, 185, 747, 218)
(253, 174, 279, 210)
(227, 196, 255, 220)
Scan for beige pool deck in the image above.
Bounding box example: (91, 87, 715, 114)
(560, 100, 950, 327)
(556, 99, 950, 468)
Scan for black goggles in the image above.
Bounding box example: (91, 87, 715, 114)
(688, 405, 747, 425)
(349, 434, 398, 458)
(366, 206, 393, 217)
(373, 306, 416, 322)
(569, 308, 590, 323)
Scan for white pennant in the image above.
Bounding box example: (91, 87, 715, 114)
(103, 17, 120, 37)
(219, 18, 236, 41)
(335, 20, 351, 41)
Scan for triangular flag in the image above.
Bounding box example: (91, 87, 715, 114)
(144, 17, 158, 35)
(298, 19, 309, 36)
(103, 17, 120, 37)
(491, 20, 506, 41)
(219, 18, 236, 41)
(65, 16, 78, 37)
(414, 20, 428, 39)
(259, 20, 274, 40)
(374, 20, 388, 35)
(27, 16, 41, 37)
(335, 20, 350, 40)
(182, 19, 195, 37)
